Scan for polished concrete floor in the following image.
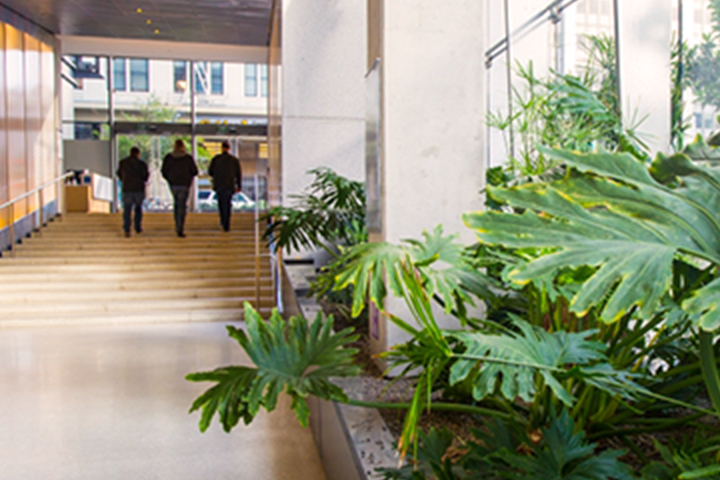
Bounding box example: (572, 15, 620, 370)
(0, 322, 327, 480)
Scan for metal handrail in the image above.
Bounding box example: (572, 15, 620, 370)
(0, 172, 73, 212)
(1, 172, 73, 255)
(251, 173, 283, 315)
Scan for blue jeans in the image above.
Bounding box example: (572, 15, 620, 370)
(170, 187, 190, 234)
(122, 191, 145, 233)
(216, 189, 233, 231)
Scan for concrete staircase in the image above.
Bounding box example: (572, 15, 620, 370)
(0, 212, 275, 328)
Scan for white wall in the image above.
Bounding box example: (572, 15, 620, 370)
(281, 0, 367, 209)
(618, 0, 672, 154)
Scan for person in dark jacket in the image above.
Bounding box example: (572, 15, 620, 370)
(208, 140, 242, 232)
(161, 139, 198, 237)
(116, 147, 149, 237)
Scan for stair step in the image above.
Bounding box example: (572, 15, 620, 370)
(0, 277, 273, 292)
(0, 308, 275, 329)
(0, 212, 277, 328)
(0, 286, 274, 303)
(2, 297, 275, 315)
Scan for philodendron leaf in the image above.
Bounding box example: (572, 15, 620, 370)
(447, 316, 639, 406)
(187, 303, 360, 432)
(465, 147, 720, 329)
(464, 411, 636, 480)
(332, 225, 497, 319)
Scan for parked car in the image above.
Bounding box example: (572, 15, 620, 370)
(197, 190, 255, 211)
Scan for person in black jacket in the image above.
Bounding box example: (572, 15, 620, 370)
(116, 147, 149, 237)
(161, 139, 198, 237)
(208, 140, 242, 232)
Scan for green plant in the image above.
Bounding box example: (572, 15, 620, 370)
(377, 428, 466, 480)
(379, 411, 635, 480)
(465, 145, 720, 419)
(261, 167, 366, 256)
(487, 34, 646, 186)
(117, 95, 211, 170)
(642, 432, 720, 480)
(186, 304, 360, 430)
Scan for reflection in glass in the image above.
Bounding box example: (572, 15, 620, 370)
(211, 62, 224, 95)
(130, 59, 149, 92)
(113, 58, 126, 91)
(244, 64, 257, 96)
(173, 61, 187, 93)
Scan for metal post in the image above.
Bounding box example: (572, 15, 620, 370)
(60, 176, 67, 221)
(613, 0, 622, 118)
(9, 203, 14, 256)
(108, 56, 118, 212)
(254, 173, 261, 310)
(677, 0, 684, 150)
(190, 60, 198, 212)
(38, 189, 43, 235)
(504, 0, 516, 161)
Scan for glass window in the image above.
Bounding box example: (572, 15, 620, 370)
(600, 0, 610, 16)
(245, 64, 257, 97)
(173, 61, 187, 93)
(129, 58, 149, 92)
(113, 58, 126, 91)
(195, 62, 208, 95)
(211, 62, 224, 95)
(695, 113, 703, 129)
(260, 64, 268, 97)
(577, 0, 586, 14)
(705, 116, 714, 129)
(588, 0, 598, 15)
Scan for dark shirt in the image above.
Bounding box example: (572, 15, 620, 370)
(208, 153, 242, 192)
(161, 151, 198, 188)
(116, 155, 149, 193)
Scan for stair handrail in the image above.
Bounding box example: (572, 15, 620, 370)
(1, 171, 74, 253)
(251, 173, 282, 315)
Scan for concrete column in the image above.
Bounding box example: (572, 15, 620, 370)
(369, 0, 486, 358)
(281, 0, 367, 207)
(617, 0, 672, 154)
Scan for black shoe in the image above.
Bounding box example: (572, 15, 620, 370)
(177, 232, 186, 238)
(124, 231, 131, 238)
(135, 228, 142, 234)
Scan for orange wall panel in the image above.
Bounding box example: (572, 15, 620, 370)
(40, 42, 57, 203)
(0, 20, 57, 230)
(5, 24, 26, 220)
(0, 25, 6, 229)
(24, 33, 40, 213)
